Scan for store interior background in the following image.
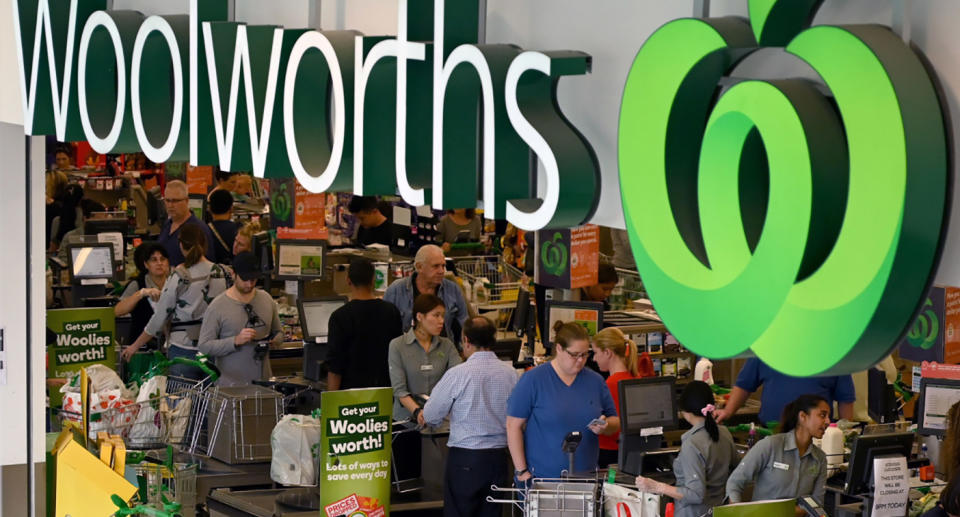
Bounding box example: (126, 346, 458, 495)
(2, 0, 960, 514)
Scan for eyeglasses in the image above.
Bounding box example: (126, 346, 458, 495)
(563, 347, 591, 361)
(243, 304, 266, 329)
(163, 197, 187, 204)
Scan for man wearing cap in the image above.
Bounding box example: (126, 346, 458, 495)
(199, 252, 283, 386)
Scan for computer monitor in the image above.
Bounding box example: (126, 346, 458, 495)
(67, 243, 115, 282)
(298, 297, 347, 344)
(843, 432, 914, 495)
(252, 231, 274, 273)
(85, 217, 128, 238)
(918, 377, 960, 436)
(490, 337, 523, 364)
(544, 300, 604, 352)
(868, 368, 898, 424)
(188, 194, 206, 220)
(618, 376, 678, 475)
(275, 240, 326, 280)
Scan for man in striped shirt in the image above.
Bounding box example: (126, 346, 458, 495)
(423, 316, 519, 517)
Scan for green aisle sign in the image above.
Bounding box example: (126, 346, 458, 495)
(320, 388, 393, 517)
(47, 307, 117, 407)
(618, 0, 950, 376)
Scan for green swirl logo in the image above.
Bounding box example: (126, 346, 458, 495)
(907, 298, 939, 351)
(540, 232, 569, 276)
(618, 1, 949, 376)
(271, 183, 292, 222)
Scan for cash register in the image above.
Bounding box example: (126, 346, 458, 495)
(618, 376, 679, 477)
(298, 296, 347, 381)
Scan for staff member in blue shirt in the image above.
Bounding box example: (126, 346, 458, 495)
(423, 316, 518, 517)
(714, 357, 855, 425)
(507, 321, 620, 481)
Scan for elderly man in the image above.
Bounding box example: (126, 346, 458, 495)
(385, 244, 469, 346)
(157, 180, 214, 266)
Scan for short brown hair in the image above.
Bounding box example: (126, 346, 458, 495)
(552, 320, 589, 351)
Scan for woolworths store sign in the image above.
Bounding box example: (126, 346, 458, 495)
(13, 0, 601, 231)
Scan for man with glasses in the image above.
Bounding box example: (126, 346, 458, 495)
(198, 252, 282, 386)
(157, 180, 215, 266)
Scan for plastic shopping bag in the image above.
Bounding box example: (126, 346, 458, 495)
(270, 414, 322, 486)
(603, 482, 661, 517)
(128, 375, 168, 445)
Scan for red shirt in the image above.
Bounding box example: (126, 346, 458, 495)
(600, 371, 639, 451)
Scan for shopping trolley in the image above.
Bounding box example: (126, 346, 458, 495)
(453, 256, 529, 332)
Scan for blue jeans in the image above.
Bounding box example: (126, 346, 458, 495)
(167, 344, 207, 382)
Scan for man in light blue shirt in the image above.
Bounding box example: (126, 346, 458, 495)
(384, 244, 469, 348)
(423, 316, 518, 517)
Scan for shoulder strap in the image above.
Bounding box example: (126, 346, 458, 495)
(207, 222, 231, 254)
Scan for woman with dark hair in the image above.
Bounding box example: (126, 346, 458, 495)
(121, 224, 230, 380)
(436, 208, 482, 253)
(940, 402, 960, 482)
(507, 321, 620, 480)
(922, 473, 960, 517)
(726, 394, 830, 506)
(635, 381, 738, 517)
(114, 243, 171, 349)
(388, 293, 462, 424)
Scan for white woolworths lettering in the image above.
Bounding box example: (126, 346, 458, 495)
(77, 11, 126, 152)
(283, 31, 345, 193)
(505, 52, 561, 231)
(201, 23, 284, 176)
(131, 16, 184, 163)
(12, 0, 569, 231)
(11, 0, 80, 139)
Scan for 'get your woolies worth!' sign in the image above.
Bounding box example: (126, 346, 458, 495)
(12, 0, 600, 231)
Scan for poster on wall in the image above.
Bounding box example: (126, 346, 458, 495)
(534, 225, 600, 289)
(186, 165, 214, 195)
(320, 388, 392, 517)
(270, 179, 328, 240)
(47, 308, 117, 407)
(899, 286, 951, 363)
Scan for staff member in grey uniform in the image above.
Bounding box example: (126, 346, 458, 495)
(389, 293, 462, 424)
(726, 394, 830, 507)
(122, 224, 230, 380)
(635, 381, 739, 517)
(198, 253, 282, 386)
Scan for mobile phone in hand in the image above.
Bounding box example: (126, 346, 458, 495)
(589, 417, 605, 427)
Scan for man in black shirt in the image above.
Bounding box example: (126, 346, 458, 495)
(326, 259, 403, 390)
(208, 189, 238, 264)
(348, 195, 392, 247)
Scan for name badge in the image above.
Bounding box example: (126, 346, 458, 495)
(773, 462, 790, 471)
(420, 364, 434, 372)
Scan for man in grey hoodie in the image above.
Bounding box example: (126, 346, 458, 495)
(199, 252, 282, 386)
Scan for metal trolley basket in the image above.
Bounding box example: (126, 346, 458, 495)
(453, 256, 529, 331)
(489, 476, 654, 517)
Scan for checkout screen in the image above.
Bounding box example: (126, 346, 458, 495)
(624, 383, 674, 430)
(71, 247, 113, 278)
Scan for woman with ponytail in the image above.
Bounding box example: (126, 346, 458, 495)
(635, 381, 738, 517)
(122, 223, 230, 380)
(726, 394, 830, 507)
(592, 327, 654, 467)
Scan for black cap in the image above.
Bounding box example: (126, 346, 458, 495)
(232, 252, 261, 281)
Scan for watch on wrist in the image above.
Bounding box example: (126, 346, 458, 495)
(515, 468, 529, 476)
(412, 407, 422, 419)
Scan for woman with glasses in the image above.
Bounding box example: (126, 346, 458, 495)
(507, 321, 620, 481)
(114, 243, 171, 352)
(122, 224, 230, 380)
(388, 293, 462, 426)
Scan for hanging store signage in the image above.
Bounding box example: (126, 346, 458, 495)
(619, 0, 950, 375)
(12, 0, 600, 231)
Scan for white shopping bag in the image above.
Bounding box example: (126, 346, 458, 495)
(128, 375, 168, 444)
(603, 483, 660, 517)
(270, 415, 323, 486)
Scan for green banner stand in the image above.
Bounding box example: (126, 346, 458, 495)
(47, 308, 117, 408)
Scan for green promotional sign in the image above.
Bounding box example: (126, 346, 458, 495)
(320, 388, 392, 517)
(619, 0, 949, 375)
(47, 307, 117, 406)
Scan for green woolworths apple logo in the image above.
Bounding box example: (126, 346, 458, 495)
(907, 298, 939, 351)
(618, 0, 949, 376)
(541, 233, 569, 277)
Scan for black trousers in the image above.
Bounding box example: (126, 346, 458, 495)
(444, 447, 508, 517)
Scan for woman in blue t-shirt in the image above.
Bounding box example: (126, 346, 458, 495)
(507, 321, 620, 481)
